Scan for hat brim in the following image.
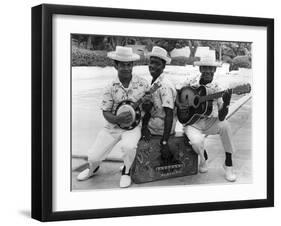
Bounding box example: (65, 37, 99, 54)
(107, 52, 140, 62)
(194, 61, 222, 67)
(147, 53, 171, 64)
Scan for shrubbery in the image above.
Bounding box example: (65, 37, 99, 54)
(72, 47, 149, 67)
(170, 56, 200, 66)
(232, 55, 251, 68)
(72, 47, 113, 67)
(72, 47, 252, 69)
(228, 55, 251, 71)
(72, 47, 202, 67)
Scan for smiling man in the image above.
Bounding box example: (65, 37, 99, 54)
(176, 50, 236, 182)
(77, 46, 150, 188)
(141, 46, 177, 163)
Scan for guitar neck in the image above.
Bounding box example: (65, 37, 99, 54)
(199, 83, 251, 102)
(133, 97, 145, 109)
(200, 90, 226, 103)
(133, 83, 161, 109)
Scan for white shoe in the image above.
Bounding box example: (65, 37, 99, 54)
(119, 166, 132, 188)
(223, 165, 237, 182)
(120, 175, 132, 188)
(77, 166, 99, 181)
(199, 161, 208, 173)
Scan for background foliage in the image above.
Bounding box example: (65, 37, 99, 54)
(71, 34, 252, 70)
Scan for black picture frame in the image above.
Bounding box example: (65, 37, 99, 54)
(31, 3, 274, 222)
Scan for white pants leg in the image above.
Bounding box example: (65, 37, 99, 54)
(87, 128, 120, 169)
(184, 125, 206, 161)
(87, 126, 141, 172)
(119, 126, 141, 173)
(184, 118, 235, 157)
(203, 119, 235, 154)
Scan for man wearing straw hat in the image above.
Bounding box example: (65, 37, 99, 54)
(177, 50, 237, 182)
(141, 46, 177, 163)
(77, 46, 150, 188)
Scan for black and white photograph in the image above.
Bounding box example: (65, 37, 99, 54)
(71, 35, 252, 190)
(0, 0, 279, 224)
(30, 3, 274, 221)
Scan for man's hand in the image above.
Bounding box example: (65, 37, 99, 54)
(143, 92, 152, 102)
(219, 89, 232, 121)
(116, 111, 133, 124)
(222, 89, 232, 106)
(142, 92, 153, 112)
(141, 127, 151, 142)
(160, 143, 174, 163)
(142, 100, 153, 112)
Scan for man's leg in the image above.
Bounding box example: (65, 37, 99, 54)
(118, 126, 141, 188)
(184, 125, 208, 173)
(77, 128, 120, 181)
(204, 119, 237, 181)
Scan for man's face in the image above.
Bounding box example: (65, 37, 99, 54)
(115, 61, 134, 79)
(149, 56, 165, 79)
(199, 66, 217, 84)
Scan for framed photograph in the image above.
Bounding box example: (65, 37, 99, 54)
(32, 4, 274, 221)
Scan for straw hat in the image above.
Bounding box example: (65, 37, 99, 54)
(194, 50, 222, 67)
(107, 46, 140, 62)
(147, 46, 171, 64)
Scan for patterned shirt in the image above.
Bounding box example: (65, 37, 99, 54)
(148, 73, 177, 135)
(101, 74, 150, 129)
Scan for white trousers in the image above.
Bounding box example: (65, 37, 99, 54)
(184, 118, 235, 161)
(87, 126, 141, 173)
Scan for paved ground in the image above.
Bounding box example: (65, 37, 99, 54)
(72, 99, 252, 190)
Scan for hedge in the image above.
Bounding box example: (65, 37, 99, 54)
(170, 56, 200, 66)
(229, 55, 251, 71)
(72, 47, 149, 67)
(72, 47, 251, 69)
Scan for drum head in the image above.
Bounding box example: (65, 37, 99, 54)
(115, 101, 141, 130)
(117, 104, 136, 122)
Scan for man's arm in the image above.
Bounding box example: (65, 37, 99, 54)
(140, 81, 153, 140)
(160, 107, 174, 162)
(140, 111, 152, 141)
(103, 111, 132, 125)
(103, 111, 119, 124)
(140, 97, 153, 141)
(142, 111, 151, 128)
(218, 104, 229, 121)
(162, 107, 174, 142)
(159, 85, 176, 143)
(218, 89, 232, 121)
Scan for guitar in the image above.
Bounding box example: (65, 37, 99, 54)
(176, 83, 251, 125)
(114, 82, 161, 130)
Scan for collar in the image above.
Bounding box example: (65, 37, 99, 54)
(113, 73, 137, 86)
(191, 73, 217, 87)
(113, 74, 141, 91)
(152, 72, 165, 85)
